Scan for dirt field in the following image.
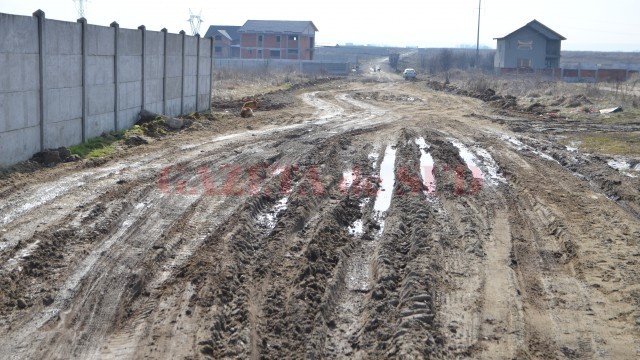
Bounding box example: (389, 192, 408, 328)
(1, 65, 639, 359)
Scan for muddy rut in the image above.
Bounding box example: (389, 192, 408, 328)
(1, 78, 639, 359)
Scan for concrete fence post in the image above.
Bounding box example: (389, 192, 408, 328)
(162, 28, 168, 115)
(111, 22, 119, 131)
(139, 25, 146, 112)
(78, 17, 88, 142)
(180, 30, 186, 115)
(209, 36, 214, 112)
(33, 10, 46, 151)
(195, 34, 200, 112)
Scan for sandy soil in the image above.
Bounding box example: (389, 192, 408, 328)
(1, 67, 639, 359)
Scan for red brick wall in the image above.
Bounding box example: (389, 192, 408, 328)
(597, 69, 630, 82)
(239, 32, 315, 60)
(262, 34, 283, 48)
(241, 34, 257, 47)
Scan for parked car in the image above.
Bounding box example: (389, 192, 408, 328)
(403, 68, 417, 80)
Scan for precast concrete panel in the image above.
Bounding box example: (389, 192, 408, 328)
(45, 20, 81, 55)
(87, 112, 115, 138)
(45, 55, 82, 88)
(118, 81, 142, 111)
(145, 55, 164, 80)
(166, 34, 182, 56)
(0, 53, 40, 92)
(44, 118, 82, 149)
(117, 55, 142, 82)
(183, 96, 196, 114)
(183, 76, 197, 97)
(87, 56, 114, 85)
(87, 25, 115, 56)
(118, 107, 140, 129)
(118, 28, 143, 56)
(166, 55, 182, 78)
(0, 13, 39, 54)
(165, 99, 181, 117)
(184, 36, 198, 56)
(0, 91, 40, 132)
(45, 87, 82, 123)
(145, 31, 164, 55)
(165, 77, 182, 100)
(87, 83, 115, 116)
(145, 78, 163, 103)
(0, 126, 41, 167)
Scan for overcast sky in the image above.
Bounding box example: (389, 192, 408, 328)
(2, 0, 639, 51)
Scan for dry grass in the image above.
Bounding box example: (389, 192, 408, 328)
(212, 69, 312, 102)
(577, 132, 640, 156)
(440, 71, 640, 111)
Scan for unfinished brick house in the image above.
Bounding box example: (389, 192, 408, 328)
(238, 20, 318, 60)
(204, 26, 241, 58)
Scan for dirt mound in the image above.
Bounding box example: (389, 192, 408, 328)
(30, 147, 81, 166)
(212, 78, 336, 112)
(352, 92, 423, 103)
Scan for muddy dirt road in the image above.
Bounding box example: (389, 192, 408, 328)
(1, 75, 639, 359)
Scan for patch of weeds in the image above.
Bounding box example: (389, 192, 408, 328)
(125, 125, 145, 138)
(578, 132, 640, 155)
(69, 131, 125, 158)
(601, 108, 640, 124)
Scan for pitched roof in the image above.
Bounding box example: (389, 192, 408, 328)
(495, 20, 566, 41)
(204, 25, 241, 41)
(238, 20, 318, 34)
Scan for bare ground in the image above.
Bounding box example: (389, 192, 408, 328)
(1, 69, 639, 359)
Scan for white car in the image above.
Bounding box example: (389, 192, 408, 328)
(403, 68, 417, 80)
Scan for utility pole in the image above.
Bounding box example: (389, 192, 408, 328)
(476, 0, 481, 69)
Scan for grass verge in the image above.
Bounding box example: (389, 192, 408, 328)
(577, 132, 640, 156)
(68, 131, 125, 158)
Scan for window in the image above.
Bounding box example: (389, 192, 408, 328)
(517, 58, 531, 68)
(214, 35, 222, 41)
(517, 40, 533, 50)
(288, 35, 297, 41)
(214, 46, 222, 53)
(258, 35, 263, 42)
(276, 35, 281, 42)
(258, 49, 262, 56)
(249, 49, 252, 54)
(287, 49, 298, 55)
(270, 50, 281, 57)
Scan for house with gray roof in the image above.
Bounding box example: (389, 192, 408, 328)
(238, 20, 318, 60)
(205, 25, 241, 58)
(494, 20, 566, 71)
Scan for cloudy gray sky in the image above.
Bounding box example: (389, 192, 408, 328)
(2, 0, 639, 51)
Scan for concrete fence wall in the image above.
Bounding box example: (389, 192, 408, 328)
(498, 66, 639, 83)
(0, 11, 213, 167)
(214, 58, 351, 76)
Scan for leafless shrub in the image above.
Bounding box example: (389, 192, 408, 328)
(465, 74, 495, 93)
(582, 82, 603, 99)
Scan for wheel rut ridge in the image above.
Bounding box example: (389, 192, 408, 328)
(250, 134, 362, 358)
(0, 177, 151, 322)
(178, 133, 355, 358)
(358, 130, 452, 358)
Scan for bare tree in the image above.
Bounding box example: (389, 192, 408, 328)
(437, 49, 453, 83)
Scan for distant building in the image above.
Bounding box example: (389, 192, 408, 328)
(238, 20, 318, 60)
(494, 20, 566, 71)
(204, 26, 241, 58)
